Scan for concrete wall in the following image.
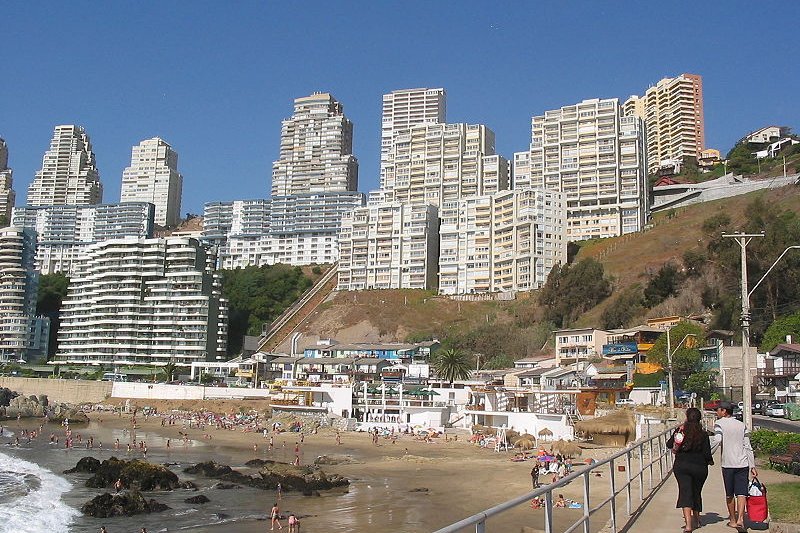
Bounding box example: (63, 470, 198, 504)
(0, 377, 112, 404)
(110, 382, 272, 401)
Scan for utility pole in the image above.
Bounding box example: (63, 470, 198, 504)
(666, 328, 674, 412)
(722, 232, 763, 430)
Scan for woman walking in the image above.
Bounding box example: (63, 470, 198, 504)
(666, 407, 713, 532)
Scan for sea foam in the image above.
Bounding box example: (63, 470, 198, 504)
(0, 449, 80, 532)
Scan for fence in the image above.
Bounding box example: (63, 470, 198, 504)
(433, 421, 677, 533)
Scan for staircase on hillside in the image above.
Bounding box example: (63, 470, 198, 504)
(257, 263, 339, 353)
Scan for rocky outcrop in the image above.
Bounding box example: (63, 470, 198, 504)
(65, 457, 180, 491)
(0, 392, 89, 423)
(184, 460, 349, 494)
(81, 491, 170, 517)
(0, 388, 19, 407)
(47, 403, 90, 424)
(185, 494, 210, 504)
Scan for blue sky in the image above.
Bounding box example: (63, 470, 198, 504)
(2, 2, 798, 214)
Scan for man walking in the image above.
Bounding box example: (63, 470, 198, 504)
(711, 401, 757, 532)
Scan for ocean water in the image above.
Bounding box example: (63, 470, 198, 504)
(0, 449, 81, 533)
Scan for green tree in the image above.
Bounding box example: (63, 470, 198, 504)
(646, 321, 705, 381)
(682, 249, 707, 277)
(683, 370, 717, 399)
(161, 361, 177, 382)
(538, 258, 612, 327)
(36, 273, 69, 315)
(200, 372, 215, 385)
(432, 349, 472, 385)
(643, 262, 684, 308)
(601, 284, 645, 329)
(760, 311, 800, 352)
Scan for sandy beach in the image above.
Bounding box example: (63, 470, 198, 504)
(2, 399, 625, 533)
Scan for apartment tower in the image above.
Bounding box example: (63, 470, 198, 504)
(121, 137, 183, 226)
(0, 138, 15, 224)
(0, 227, 38, 361)
(516, 98, 647, 240)
(623, 73, 705, 173)
(55, 237, 228, 366)
(380, 88, 446, 189)
(271, 93, 358, 197)
(27, 125, 102, 206)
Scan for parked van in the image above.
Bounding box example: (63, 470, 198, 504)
(101, 372, 128, 382)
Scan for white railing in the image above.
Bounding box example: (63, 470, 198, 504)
(434, 421, 676, 533)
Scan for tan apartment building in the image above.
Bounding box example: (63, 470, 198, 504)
(624, 73, 705, 174)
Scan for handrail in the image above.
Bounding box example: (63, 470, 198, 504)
(434, 421, 677, 533)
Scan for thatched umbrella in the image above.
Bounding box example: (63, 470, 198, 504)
(551, 438, 567, 454)
(560, 441, 582, 458)
(574, 409, 636, 446)
(537, 428, 554, 442)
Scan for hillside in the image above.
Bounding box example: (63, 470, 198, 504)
(276, 183, 800, 359)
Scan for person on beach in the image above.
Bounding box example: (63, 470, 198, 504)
(277, 482, 282, 500)
(531, 463, 540, 489)
(710, 401, 757, 532)
(666, 407, 713, 533)
(270, 502, 283, 530)
(288, 513, 299, 532)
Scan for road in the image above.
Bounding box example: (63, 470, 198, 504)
(753, 413, 800, 432)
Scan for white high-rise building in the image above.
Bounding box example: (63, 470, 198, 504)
(380, 88, 446, 188)
(337, 201, 439, 291)
(0, 227, 41, 361)
(12, 203, 154, 274)
(271, 93, 358, 197)
(382, 123, 507, 209)
(516, 98, 647, 240)
(121, 137, 183, 226)
(438, 189, 566, 295)
(0, 139, 16, 224)
(55, 236, 228, 366)
(27, 125, 102, 206)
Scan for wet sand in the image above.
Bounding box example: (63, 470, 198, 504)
(3, 406, 624, 532)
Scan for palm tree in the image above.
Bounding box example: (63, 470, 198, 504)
(162, 361, 177, 383)
(432, 349, 472, 386)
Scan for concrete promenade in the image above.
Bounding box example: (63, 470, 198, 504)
(623, 460, 798, 533)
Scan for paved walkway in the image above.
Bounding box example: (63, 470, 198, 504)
(624, 461, 795, 533)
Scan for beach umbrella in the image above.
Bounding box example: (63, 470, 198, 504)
(537, 428, 554, 441)
(560, 441, 582, 458)
(506, 429, 520, 443)
(551, 438, 567, 454)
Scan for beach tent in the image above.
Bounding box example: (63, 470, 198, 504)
(574, 409, 636, 446)
(537, 428, 554, 442)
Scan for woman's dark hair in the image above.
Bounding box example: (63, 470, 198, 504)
(681, 407, 705, 450)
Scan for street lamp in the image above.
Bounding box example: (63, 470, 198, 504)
(665, 330, 697, 414)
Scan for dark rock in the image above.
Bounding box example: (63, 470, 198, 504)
(409, 487, 429, 492)
(313, 454, 353, 466)
(73, 457, 180, 491)
(80, 491, 170, 518)
(301, 489, 320, 496)
(245, 458, 269, 467)
(179, 480, 198, 490)
(0, 388, 18, 408)
(184, 460, 349, 493)
(64, 456, 101, 474)
(184, 494, 210, 504)
(211, 482, 240, 490)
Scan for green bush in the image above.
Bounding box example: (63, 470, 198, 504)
(749, 429, 800, 456)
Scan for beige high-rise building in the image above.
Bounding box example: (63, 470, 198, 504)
(382, 122, 507, 209)
(0, 138, 15, 224)
(271, 93, 358, 197)
(337, 199, 439, 291)
(438, 188, 566, 295)
(27, 125, 102, 206)
(624, 73, 705, 173)
(121, 137, 183, 226)
(380, 88, 446, 188)
(516, 97, 647, 241)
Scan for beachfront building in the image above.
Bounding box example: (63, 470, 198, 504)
(271, 92, 358, 197)
(554, 327, 611, 366)
(382, 122, 507, 209)
(438, 188, 567, 294)
(120, 137, 183, 227)
(202, 192, 364, 268)
(380, 88, 447, 189)
(54, 236, 228, 367)
(515, 98, 647, 240)
(336, 201, 440, 290)
(11, 203, 154, 275)
(27, 125, 102, 206)
(0, 138, 16, 224)
(623, 73, 705, 174)
(0, 226, 49, 362)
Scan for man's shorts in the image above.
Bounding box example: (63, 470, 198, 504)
(722, 467, 749, 497)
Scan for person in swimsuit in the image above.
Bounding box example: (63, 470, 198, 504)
(270, 502, 283, 530)
(288, 513, 299, 532)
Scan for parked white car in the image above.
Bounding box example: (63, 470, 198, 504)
(615, 398, 635, 407)
(766, 404, 786, 417)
